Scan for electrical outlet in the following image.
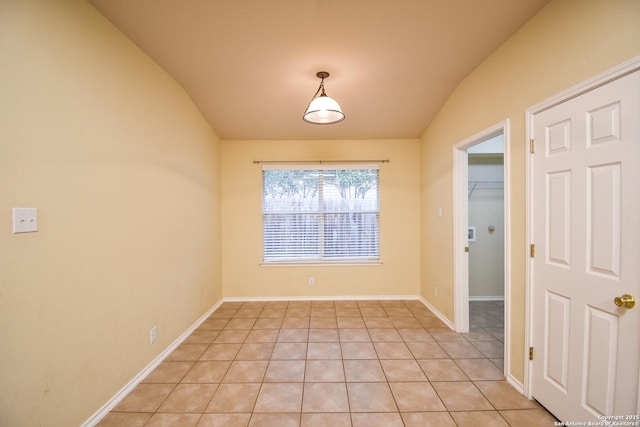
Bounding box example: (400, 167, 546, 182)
(12, 208, 38, 233)
(308, 277, 315, 286)
(150, 326, 157, 344)
(434, 287, 438, 297)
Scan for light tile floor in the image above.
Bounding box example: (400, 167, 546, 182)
(98, 300, 557, 427)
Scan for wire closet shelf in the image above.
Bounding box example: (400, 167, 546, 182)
(468, 180, 503, 198)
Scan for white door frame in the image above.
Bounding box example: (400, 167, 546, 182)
(453, 119, 511, 374)
(524, 55, 640, 399)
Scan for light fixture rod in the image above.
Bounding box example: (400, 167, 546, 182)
(308, 71, 330, 102)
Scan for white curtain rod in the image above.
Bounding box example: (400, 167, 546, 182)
(253, 159, 390, 165)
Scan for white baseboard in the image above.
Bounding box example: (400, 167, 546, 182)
(223, 295, 421, 302)
(81, 299, 224, 427)
(418, 296, 455, 330)
(469, 296, 505, 302)
(506, 372, 525, 395)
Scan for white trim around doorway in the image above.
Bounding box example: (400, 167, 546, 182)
(453, 119, 511, 382)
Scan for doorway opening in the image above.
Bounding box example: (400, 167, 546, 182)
(453, 120, 510, 377)
(468, 138, 505, 368)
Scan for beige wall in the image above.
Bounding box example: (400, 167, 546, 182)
(0, 1, 222, 426)
(420, 0, 640, 384)
(221, 139, 421, 298)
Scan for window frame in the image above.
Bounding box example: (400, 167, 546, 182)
(261, 163, 381, 266)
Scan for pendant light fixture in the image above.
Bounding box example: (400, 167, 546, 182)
(303, 71, 345, 124)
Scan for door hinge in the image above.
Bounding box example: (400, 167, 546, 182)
(530, 139, 535, 154)
(529, 347, 534, 361)
(530, 244, 535, 258)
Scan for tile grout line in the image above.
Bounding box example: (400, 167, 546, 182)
(245, 303, 268, 426)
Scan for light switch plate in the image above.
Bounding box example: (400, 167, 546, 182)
(13, 208, 38, 233)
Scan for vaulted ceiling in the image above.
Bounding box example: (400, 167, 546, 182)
(88, 0, 551, 140)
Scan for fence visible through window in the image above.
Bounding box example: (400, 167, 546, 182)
(262, 165, 380, 263)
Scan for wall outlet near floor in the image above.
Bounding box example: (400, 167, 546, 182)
(308, 277, 315, 286)
(150, 326, 157, 344)
(12, 207, 38, 233)
(434, 287, 438, 297)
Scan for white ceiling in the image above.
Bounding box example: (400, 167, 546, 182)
(87, 0, 550, 140)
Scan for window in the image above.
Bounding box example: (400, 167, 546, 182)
(262, 164, 380, 263)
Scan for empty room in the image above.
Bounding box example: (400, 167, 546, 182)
(1, 0, 639, 426)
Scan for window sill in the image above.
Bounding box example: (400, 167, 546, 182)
(260, 260, 383, 267)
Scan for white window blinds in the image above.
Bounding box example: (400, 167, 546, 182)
(262, 164, 380, 263)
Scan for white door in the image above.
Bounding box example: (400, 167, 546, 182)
(530, 69, 640, 421)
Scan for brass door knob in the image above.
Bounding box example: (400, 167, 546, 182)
(614, 294, 635, 309)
